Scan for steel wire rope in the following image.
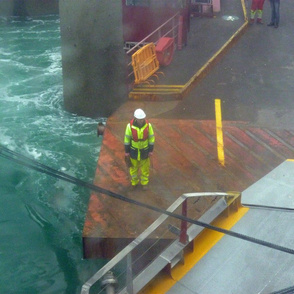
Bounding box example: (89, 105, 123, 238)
(1, 145, 294, 256)
(270, 286, 294, 294)
(243, 204, 294, 212)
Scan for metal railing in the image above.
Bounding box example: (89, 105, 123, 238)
(81, 192, 238, 294)
(125, 12, 180, 82)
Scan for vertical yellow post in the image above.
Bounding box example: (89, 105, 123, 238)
(215, 99, 225, 166)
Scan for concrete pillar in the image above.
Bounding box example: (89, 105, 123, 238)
(0, 0, 13, 16)
(0, 0, 58, 17)
(25, 0, 59, 15)
(59, 0, 127, 118)
(13, 0, 28, 17)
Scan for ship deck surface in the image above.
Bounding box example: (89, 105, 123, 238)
(83, 0, 294, 292)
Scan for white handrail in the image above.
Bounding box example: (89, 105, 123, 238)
(126, 12, 180, 81)
(126, 11, 180, 56)
(80, 192, 231, 294)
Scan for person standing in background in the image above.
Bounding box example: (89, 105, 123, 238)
(268, 0, 280, 28)
(249, 0, 266, 24)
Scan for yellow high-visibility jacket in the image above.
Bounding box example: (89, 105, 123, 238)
(124, 119, 155, 160)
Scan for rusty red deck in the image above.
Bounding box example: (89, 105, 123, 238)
(82, 102, 294, 258)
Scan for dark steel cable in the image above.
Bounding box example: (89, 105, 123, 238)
(1, 145, 294, 255)
(270, 286, 294, 294)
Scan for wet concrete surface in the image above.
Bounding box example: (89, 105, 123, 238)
(161, 0, 294, 129)
(159, 0, 244, 85)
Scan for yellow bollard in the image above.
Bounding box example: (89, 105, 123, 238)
(215, 99, 225, 166)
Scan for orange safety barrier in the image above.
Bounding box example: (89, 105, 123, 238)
(132, 43, 159, 84)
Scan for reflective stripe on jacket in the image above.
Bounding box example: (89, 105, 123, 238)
(124, 120, 155, 160)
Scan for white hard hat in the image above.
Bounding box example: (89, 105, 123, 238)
(134, 108, 146, 119)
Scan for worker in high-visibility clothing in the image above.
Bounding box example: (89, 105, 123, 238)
(249, 0, 266, 24)
(124, 109, 155, 191)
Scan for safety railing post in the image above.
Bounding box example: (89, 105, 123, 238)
(101, 271, 117, 294)
(180, 198, 188, 244)
(158, 29, 161, 42)
(177, 15, 183, 50)
(126, 253, 134, 294)
(172, 18, 176, 39)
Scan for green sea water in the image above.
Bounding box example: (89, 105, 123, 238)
(0, 15, 106, 294)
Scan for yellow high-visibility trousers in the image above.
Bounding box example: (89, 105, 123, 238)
(130, 158, 150, 186)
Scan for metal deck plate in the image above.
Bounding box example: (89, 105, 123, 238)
(168, 160, 294, 294)
(242, 160, 294, 209)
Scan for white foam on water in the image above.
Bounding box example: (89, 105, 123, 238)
(0, 15, 106, 293)
(23, 144, 42, 160)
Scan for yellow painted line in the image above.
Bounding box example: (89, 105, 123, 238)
(184, 21, 248, 91)
(287, 159, 294, 162)
(140, 206, 249, 294)
(132, 88, 183, 92)
(215, 98, 225, 166)
(241, 0, 248, 22)
(135, 85, 185, 88)
(131, 92, 179, 94)
(130, 90, 183, 96)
